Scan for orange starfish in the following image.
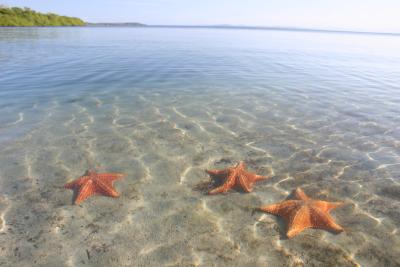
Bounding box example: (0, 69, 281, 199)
(258, 188, 345, 238)
(64, 170, 125, 205)
(206, 161, 269, 195)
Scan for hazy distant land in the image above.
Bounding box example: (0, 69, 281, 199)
(149, 25, 400, 36)
(84, 23, 399, 36)
(86, 22, 146, 27)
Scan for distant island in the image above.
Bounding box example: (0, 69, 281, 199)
(86, 22, 146, 27)
(0, 6, 85, 26)
(149, 25, 400, 36)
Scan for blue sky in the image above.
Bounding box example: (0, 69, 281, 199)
(3, 0, 400, 32)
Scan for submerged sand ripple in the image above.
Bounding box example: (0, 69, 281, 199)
(0, 88, 400, 266)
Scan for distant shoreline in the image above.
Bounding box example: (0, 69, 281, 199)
(146, 25, 400, 36)
(1, 24, 399, 36)
(86, 22, 146, 27)
(82, 22, 400, 36)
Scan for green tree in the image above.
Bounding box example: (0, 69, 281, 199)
(0, 5, 85, 26)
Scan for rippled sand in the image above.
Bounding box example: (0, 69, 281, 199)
(0, 86, 399, 266)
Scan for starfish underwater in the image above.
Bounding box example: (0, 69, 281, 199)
(64, 170, 125, 205)
(206, 161, 269, 195)
(258, 188, 345, 238)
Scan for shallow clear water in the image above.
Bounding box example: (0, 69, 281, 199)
(0, 27, 400, 266)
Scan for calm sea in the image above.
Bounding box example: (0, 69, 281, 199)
(0, 27, 399, 266)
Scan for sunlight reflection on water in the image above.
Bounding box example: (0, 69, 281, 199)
(0, 27, 399, 266)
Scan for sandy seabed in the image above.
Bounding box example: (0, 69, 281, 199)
(0, 87, 399, 267)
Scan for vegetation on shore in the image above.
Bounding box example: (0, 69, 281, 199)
(0, 5, 85, 26)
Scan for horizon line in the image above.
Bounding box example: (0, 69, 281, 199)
(86, 23, 400, 36)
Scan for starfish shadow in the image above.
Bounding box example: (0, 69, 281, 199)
(69, 189, 81, 205)
(55, 185, 83, 206)
(275, 217, 290, 240)
(192, 175, 223, 194)
(252, 207, 289, 240)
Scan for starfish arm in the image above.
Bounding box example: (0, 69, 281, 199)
(243, 171, 265, 183)
(254, 174, 269, 182)
(208, 185, 228, 195)
(313, 200, 344, 213)
(293, 188, 310, 201)
(286, 206, 312, 238)
(74, 180, 96, 205)
(259, 200, 300, 218)
(310, 207, 344, 233)
(208, 172, 236, 195)
(287, 224, 309, 238)
(95, 178, 120, 197)
(64, 181, 75, 189)
(96, 172, 125, 182)
(238, 174, 253, 193)
(64, 176, 89, 189)
(237, 161, 246, 169)
(259, 203, 281, 214)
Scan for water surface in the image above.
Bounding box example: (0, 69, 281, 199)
(0, 27, 400, 266)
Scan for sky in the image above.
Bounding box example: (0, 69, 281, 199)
(2, 0, 400, 32)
